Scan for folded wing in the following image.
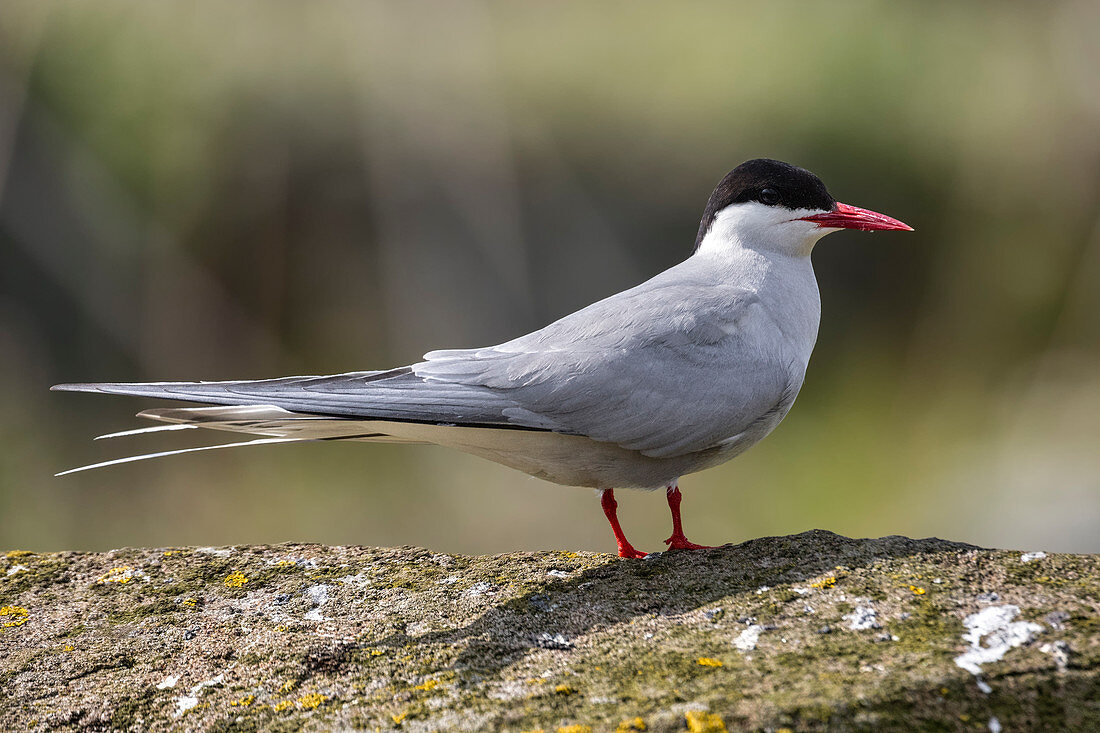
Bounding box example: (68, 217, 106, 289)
(54, 262, 794, 460)
(415, 267, 794, 458)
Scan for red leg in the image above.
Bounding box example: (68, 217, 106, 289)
(600, 489, 648, 559)
(664, 484, 713, 550)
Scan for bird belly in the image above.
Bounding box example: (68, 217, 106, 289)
(347, 421, 719, 490)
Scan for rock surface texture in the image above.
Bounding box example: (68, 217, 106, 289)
(1, 530, 1097, 732)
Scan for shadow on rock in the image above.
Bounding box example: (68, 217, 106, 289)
(372, 529, 977, 677)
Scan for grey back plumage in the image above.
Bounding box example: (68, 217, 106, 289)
(416, 258, 797, 457)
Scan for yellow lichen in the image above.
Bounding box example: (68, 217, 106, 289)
(230, 695, 254, 707)
(685, 711, 727, 732)
(520, 729, 546, 733)
(223, 571, 248, 588)
(554, 684, 576, 695)
(557, 726, 591, 733)
(392, 711, 408, 724)
(280, 679, 297, 693)
(1, 606, 29, 629)
(276, 560, 296, 567)
(809, 576, 836, 590)
(98, 566, 136, 584)
(297, 693, 326, 709)
(182, 598, 198, 608)
(561, 551, 579, 558)
(6, 550, 34, 559)
(909, 585, 926, 595)
(413, 679, 442, 691)
(272, 700, 293, 712)
(696, 657, 723, 667)
(617, 718, 647, 731)
(63, 645, 74, 652)
(163, 550, 184, 557)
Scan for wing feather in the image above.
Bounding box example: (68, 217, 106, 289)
(53, 259, 799, 459)
(52, 368, 542, 430)
(415, 261, 797, 457)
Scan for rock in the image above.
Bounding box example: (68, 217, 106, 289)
(1, 530, 1097, 731)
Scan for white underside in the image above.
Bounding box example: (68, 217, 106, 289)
(132, 404, 783, 489)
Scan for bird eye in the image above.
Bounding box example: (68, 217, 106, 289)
(758, 188, 780, 206)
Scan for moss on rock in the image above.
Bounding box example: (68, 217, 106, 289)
(1, 531, 1096, 731)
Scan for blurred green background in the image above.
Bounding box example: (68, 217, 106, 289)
(1, 1, 1098, 555)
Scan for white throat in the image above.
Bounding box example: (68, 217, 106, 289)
(690, 201, 824, 363)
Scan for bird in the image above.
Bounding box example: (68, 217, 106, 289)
(52, 158, 912, 558)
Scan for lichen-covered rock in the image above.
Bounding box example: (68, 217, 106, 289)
(1, 531, 1096, 731)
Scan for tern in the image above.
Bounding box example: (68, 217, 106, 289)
(53, 159, 912, 557)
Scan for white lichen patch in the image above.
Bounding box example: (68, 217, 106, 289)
(1040, 640, 1070, 672)
(174, 675, 224, 716)
(175, 694, 199, 716)
(338, 572, 373, 587)
(463, 581, 496, 598)
(405, 621, 431, 635)
(1020, 551, 1047, 563)
(733, 624, 764, 651)
(195, 547, 233, 557)
(305, 584, 330, 605)
(6, 564, 27, 576)
(535, 632, 574, 650)
(156, 675, 179, 689)
(954, 605, 1042, 677)
(303, 584, 331, 622)
(844, 605, 878, 630)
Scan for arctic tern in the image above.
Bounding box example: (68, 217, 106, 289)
(53, 158, 912, 558)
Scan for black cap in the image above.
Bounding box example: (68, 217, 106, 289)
(695, 159, 836, 249)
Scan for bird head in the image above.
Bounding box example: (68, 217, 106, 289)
(695, 159, 912, 257)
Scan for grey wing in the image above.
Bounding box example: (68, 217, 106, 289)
(54, 267, 795, 457)
(51, 368, 552, 431)
(415, 278, 796, 458)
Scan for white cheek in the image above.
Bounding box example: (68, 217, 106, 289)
(782, 214, 834, 240)
(699, 203, 832, 256)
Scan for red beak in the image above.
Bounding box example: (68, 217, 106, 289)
(800, 202, 913, 232)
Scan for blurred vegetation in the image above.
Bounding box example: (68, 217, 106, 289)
(1, 1, 1097, 554)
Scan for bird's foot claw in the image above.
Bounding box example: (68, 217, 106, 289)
(664, 535, 714, 551)
(617, 545, 650, 559)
